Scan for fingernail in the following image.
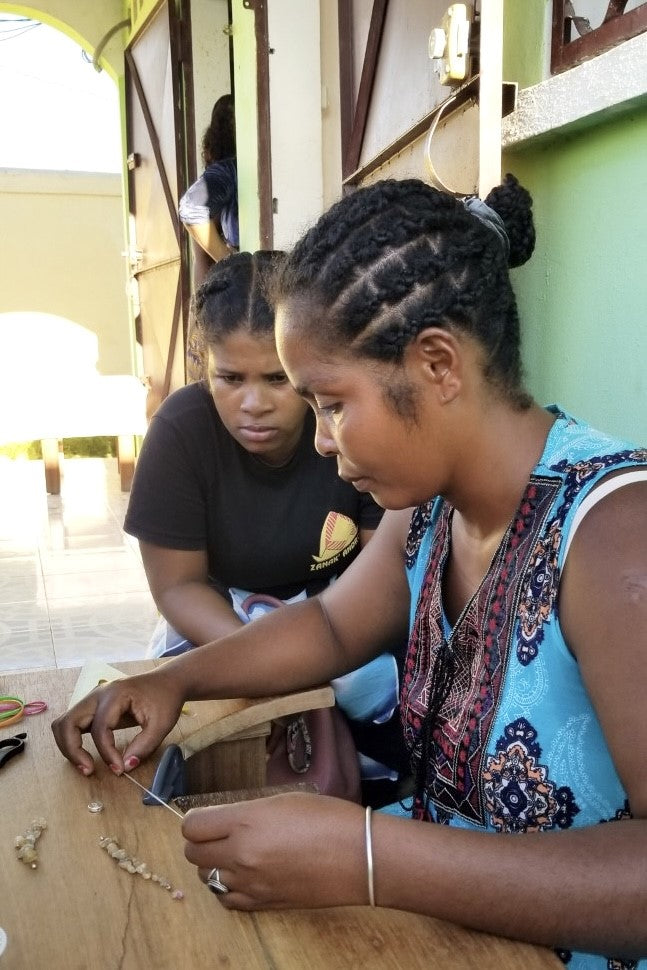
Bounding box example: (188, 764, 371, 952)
(109, 764, 122, 775)
(124, 756, 140, 770)
(77, 764, 90, 776)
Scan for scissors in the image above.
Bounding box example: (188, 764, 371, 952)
(0, 732, 27, 769)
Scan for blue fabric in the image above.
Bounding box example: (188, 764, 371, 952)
(397, 407, 647, 970)
(147, 615, 192, 658)
(331, 653, 399, 724)
(149, 587, 399, 724)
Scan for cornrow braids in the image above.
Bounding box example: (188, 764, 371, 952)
(194, 251, 283, 347)
(272, 175, 535, 407)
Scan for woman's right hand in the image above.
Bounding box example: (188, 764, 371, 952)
(51, 668, 185, 776)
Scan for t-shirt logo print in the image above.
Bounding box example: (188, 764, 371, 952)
(311, 512, 359, 570)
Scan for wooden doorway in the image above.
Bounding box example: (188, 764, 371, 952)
(125, 0, 195, 416)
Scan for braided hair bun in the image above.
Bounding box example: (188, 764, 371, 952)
(484, 173, 535, 269)
(272, 175, 535, 407)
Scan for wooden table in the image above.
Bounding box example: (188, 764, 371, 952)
(0, 664, 561, 970)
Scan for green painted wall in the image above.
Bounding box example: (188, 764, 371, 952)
(503, 0, 549, 89)
(505, 106, 647, 445)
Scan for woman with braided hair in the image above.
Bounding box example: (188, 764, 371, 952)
(53, 178, 647, 968)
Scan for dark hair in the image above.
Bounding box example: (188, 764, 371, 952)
(194, 251, 283, 346)
(202, 94, 236, 167)
(273, 174, 535, 407)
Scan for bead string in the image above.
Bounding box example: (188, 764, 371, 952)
(15, 818, 47, 869)
(98, 835, 184, 900)
(12, 776, 184, 900)
(101, 774, 185, 898)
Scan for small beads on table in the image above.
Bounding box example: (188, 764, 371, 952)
(99, 836, 183, 900)
(14, 818, 47, 869)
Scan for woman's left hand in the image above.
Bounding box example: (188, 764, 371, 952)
(182, 793, 368, 910)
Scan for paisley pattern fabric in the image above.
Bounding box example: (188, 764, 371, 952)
(483, 716, 580, 833)
(403, 478, 561, 825)
(399, 407, 647, 970)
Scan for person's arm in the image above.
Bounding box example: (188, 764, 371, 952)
(357, 486, 384, 551)
(51, 507, 412, 772)
(359, 526, 376, 548)
(190, 239, 214, 289)
(139, 542, 243, 645)
(185, 220, 231, 263)
(184, 482, 647, 957)
(179, 164, 235, 264)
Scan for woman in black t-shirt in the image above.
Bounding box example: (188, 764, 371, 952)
(124, 251, 406, 780)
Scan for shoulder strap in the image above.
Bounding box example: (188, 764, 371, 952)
(563, 469, 647, 561)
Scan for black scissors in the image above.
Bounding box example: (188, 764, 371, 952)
(0, 732, 27, 769)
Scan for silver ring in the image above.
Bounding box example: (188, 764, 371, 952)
(206, 867, 229, 894)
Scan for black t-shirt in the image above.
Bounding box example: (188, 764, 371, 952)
(124, 383, 383, 601)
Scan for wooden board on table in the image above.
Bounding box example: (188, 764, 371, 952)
(179, 685, 335, 758)
(62, 661, 334, 754)
(173, 782, 317, 811)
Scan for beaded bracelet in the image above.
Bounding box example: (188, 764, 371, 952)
(365, 805, 376, 907)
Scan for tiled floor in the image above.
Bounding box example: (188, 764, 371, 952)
(0, 455, 158, 674)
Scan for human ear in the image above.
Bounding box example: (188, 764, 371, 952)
(410, 328, 461, 403)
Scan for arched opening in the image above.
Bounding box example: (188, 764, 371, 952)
(0, 9, 156, 672)
(0, 10, 133, 377)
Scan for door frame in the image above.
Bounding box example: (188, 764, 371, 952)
(124, 0, 195, 399)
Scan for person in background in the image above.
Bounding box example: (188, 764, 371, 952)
(179, 93, 238, 380)
(53, 177, 647, 969)
(180, 93, 238, 277)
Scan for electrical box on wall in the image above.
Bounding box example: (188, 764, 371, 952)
(429, 3, 471, 85)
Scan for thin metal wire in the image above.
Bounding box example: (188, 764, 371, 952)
(121, 771, 184, 820)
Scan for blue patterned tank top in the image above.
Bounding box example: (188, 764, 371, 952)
(399, 407, 647, 970)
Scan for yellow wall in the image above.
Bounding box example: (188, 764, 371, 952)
(0, 1, 127, 76)
(320, 0, 343, 210)
(129, 0, 160, 38)
(0, 169, 134, 375)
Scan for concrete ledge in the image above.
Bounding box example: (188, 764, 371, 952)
(502, 32, 647, 150)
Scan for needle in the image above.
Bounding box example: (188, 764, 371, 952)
(122, 771, 184, 820)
